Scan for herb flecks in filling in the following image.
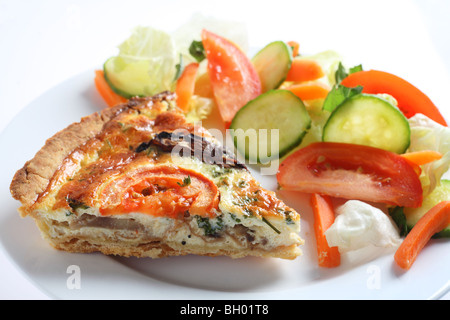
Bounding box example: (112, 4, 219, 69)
(66, 197, 90, 214)
(177, 176, 191, 187)
(196, 215, 224, 237)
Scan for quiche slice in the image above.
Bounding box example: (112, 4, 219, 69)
(10, 92, 303, 259)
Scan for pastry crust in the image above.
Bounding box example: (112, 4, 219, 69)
(10, 92, 303, 260)
(10, 93, 173, 214)
(40, 219, 301, 259)
(10, 112, 107, 209)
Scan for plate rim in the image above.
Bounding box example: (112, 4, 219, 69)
(1, 69, 449, 300)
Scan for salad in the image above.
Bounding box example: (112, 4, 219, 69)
(93, 17, 450, 271)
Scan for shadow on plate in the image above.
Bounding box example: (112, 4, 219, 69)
(112, 254, 290, 293)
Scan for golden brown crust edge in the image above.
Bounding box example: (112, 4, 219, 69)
(48, 236, 301, 260)
(10, 112, 103, 210)
(9, 95, 172, 214)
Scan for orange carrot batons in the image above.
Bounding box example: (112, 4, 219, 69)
(310, 193, 341, 268)
(394, 201, 450, 270)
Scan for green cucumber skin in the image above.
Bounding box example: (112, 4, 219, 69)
(432, 229, 450, 239)
(230, 89, 311, 162)
(252, 41, 293, 93)
(406, 180, 450, 238)
(323, 94, 411, 154)
(103, 58, 144, 99)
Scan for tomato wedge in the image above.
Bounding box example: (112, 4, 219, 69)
(341, 70, 447, 126)
(201, 29, 262, 126)
(99, 165, 220, 218)
(277, 142, 423, 208)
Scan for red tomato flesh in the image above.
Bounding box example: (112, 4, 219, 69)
(277, 142, 423, 208)
(201, 29, 261, 126)
(99, 165, 220, 218)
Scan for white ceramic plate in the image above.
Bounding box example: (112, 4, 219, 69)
(0, 69, 449, 300)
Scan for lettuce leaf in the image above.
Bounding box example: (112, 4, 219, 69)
(172, 12, 249, 65)
(171, 13, 248, 121)
(408, 113, 450, 196)
(185, 95, 215, 122)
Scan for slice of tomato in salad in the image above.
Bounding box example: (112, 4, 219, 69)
(99, 165, 220, 218)
(341, 70, 448, 126)
(201, 29, 262, 126)
(277, 142, 423, 208)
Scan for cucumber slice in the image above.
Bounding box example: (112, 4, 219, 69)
(252, 41, 293, 93)
(230, 90, 311, 163)
(104, 57, 146, 98)
(323, 94, 410, 154)
(104, 56, 176, 99)
(404, 180, 450, 238)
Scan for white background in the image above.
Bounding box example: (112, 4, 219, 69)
(0, 0, 449, 300)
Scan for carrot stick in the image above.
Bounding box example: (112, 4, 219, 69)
(310, 193, 341, 268)
(401, 150, 443, 166)
(94, 70, 127, 107)
(287, 41, 300, 57)
(286, 59, 324, 82)
(175, 62, 200, 112)
(287, 81, 330, 101)
(394, 201, 450, 270)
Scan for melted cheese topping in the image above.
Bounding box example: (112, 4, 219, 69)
(31, 103, 300, 241)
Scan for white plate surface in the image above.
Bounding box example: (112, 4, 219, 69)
(0, 69, 449, 300)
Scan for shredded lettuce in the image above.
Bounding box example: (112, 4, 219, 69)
(171, 13, 249, 121)
(107, 26, 178, 96)
(299, 50, 343, 87)
(172, 13, 249, 65)
(408, 113, 450, 196)
(185, 95, 215, 122)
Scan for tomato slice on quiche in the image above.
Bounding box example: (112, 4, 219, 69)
(98, 165, 220, 218)
(10, 92, 303, 260)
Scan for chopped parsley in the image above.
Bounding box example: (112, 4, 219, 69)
(65, 210, 74, 217)
(104, 138, 113, 150)
(189, 40, 206, 63)
(177, 176, 191, 187)
(233, 195, 258, 207)
(322, 62, 364, 113)
(229, 213, 241, 223)
(262, 217, 281, 234)
(238, 180, 248, 188)
(117, 121, 133, 132)
(174, 53, 184, 81)
(278, 208, 296, 225)
(66, 197, 89, 214)
(211, 167, 232, 178)
(196, 215, 224, 237)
